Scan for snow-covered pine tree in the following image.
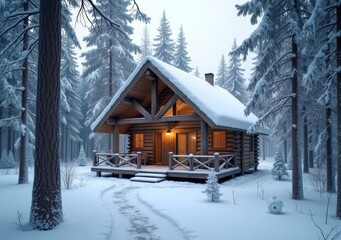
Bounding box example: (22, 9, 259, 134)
(272, 151, 289, 180)
(215, 54, 229, 88)
(82, 0, 143, 152)
(138, 24, 152, 62)
(174, 26, 192, 73)
(77, 145, 87, 166)
(302, 0, 337, 193)
(226, 39, 247, 105)
(60, 33, 82, 162)
(193, 66, 201, 78)
(203, 171, 222, 202)
(153, 10, 174, 64)
(234, 0, 307, 200)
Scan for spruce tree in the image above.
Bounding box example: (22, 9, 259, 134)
(77, 145, 87, 166)
(174, 26, 192, 72)
(138, 24, 152, 62)
(215, 54, 229, 88)
(226, 39, 247, 104)
(153, 10, 174, 64)
(193, 66, 201, 78)
(272, 152, 289, 180)
(203, 171, 222, 202)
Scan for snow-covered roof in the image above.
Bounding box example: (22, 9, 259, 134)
(91, 56, 267, 134)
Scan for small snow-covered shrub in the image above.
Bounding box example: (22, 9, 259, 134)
(309, 168, 326, 196)
(77, 145, 87, 166)
(61, 162, 77, 190)
(272, 151, 289, 180)
(267, 196, 283, 214)
(203, 170, 222, 202)
(0, 150, 17, 169)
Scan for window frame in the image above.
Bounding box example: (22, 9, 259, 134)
(133, 133, 144, 149)
(212, 130, 226, 149)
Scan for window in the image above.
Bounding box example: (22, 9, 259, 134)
(133, 133, 144, 148)
(212, 131, 226, 148)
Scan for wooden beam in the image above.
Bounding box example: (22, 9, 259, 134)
(122, 97, 153, 120)
(112, 125, 119, 153)
(154, 94, 178, 120)
(108, 115, 199, 125)
(200, 120, 208, 155)
(151, 78, 158, 119)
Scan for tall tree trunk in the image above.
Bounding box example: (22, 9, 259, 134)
(336, 3, 341, 219)
(0, 107, 2, 153)
(291, 34, 303, 200)
(303, 110, 309, 173)
(308, 123, 314, 168)
(18, 0, 29, 184)
(284, 124, 287, 163)
(30, 0, 63, 230)
(326, 106, 334, 192)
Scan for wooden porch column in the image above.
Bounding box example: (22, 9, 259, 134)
(151, 78, 158, 119)
(200, 120, 208, 155)
(241, 132, 245, 175)
(92, 150, 97, 166)
(214, 152, 220, 172)
(137, 152, 142, 169)
(112, 125, 119, 153)
(169, 152, 173, 170)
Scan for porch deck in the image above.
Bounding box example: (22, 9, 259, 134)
(91, 152, 241, 180)
(91, 165, 240, 180)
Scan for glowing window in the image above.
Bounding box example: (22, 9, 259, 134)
(212, 131, 226, 148)
(133, 133, 144, 148)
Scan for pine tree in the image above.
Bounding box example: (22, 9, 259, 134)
(226, 39, 247, 105)
(60, 34, 82, 162)
(203, 171, 222, 202)
(77, 145, 87, 166)
(272, 152, 289, 180)
(82, 0, 141, 152)
(215, 54, 229, 88)
(174, 26, 192, 72)
(193, 66, 201, 78)
(138, 24, 152, 62)
(234, 0, 306, 200)
(153, 10, 174, 64)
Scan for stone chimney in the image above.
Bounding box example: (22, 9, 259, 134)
(205, 73, 214, 86)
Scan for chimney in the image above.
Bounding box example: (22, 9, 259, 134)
(205, 73, 214, 86)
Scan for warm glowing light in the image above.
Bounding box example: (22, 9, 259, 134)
(166, 129, 171, 136)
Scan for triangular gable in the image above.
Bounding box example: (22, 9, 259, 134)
(91, 56, 266, 134)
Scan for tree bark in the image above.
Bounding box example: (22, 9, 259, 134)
(18, 0, 29, 184)
(291, 34, 303, 200)
(303, 110, 309, 173)
(30, 0, 63, 230)
(336, 3, 341, 218)
(326, 106, 334, 192)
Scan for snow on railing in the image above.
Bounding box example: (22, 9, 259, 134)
(168, 152, 235, 172)
(92, 151, 142, 169)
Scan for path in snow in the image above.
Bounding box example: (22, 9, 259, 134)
(99, 181, 191, 240)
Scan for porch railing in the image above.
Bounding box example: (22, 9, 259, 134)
(168, 152, 235, 172)
(92, 150, 142, 169)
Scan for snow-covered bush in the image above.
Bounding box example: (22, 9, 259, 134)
(272, 151, 289, 180)
(309, 168, 326, 196)
(77, 145, 87, 166)
(267, 196, 283, 214)
(203, 170, 222, 202)
(61, 162, 77, 190)
(0, 150, 16, 169)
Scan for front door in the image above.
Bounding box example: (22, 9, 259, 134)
(154, 132, 175, 165)
(177, 132, 197, 155)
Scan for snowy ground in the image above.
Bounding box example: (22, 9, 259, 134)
(1, 158, 340, 240)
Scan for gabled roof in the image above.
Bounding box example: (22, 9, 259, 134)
(91, 56, 267, 134)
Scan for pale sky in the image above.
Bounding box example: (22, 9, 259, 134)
(73, 0, 256, 80)
(131, 0, 256, 79)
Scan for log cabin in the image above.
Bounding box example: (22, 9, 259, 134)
(90, 56, 267, 182)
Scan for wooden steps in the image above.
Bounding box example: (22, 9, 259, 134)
(130, 172, 167, 183)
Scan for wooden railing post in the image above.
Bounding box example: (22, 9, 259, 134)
(214, 152, 220, 172)
(169, 152, 173, 170)
(189, 154, 194, 171)
(137, 152, 142, 169)
(114, 153, 119, 166)
(92, 150, 97, 166)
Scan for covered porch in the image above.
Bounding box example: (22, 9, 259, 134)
(91, 151, 240, 181)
